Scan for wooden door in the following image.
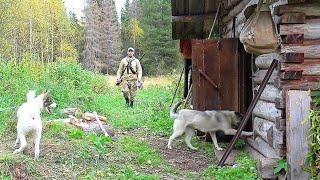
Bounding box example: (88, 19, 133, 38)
(192, 38, 252, 115)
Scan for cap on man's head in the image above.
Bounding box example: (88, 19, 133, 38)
(128, 47, 134, 52)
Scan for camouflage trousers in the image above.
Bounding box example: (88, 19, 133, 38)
(121, 80, 138, 101)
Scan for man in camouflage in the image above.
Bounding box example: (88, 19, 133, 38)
(116, 47, 143, 108)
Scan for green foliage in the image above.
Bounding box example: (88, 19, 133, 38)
(307, 108, 320, 177)
(202, 152, 258, 180)
(0, 0, 83, 61)
(273, 159, 287, 175)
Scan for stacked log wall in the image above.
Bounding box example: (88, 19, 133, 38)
(222, 0, 319, 179)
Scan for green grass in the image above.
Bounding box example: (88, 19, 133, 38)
(0, 59, 258, 179)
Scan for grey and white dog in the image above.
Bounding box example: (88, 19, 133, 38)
(167, 101, 253, 151)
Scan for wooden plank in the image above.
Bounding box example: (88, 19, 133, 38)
(172, 13, 217, 22)
(280, 21, 320, 40)
(258, 158, 278, 179)
(281, 44, 320, 59)
(255, 84, 281, 103)
(281, 34, 304, 44)
(222, 0, 252, 23)
(286, 90, 311, 180)
(275, 118, 286, 131)
(255, 53, 281, 69)
(275, 97, 285, 109)
(279, 70, 303, 80)
(278, 3, 320, 16)
(280, 12, 306, 24)
(278, 59, 320, 75)
(246, 137, 284, 158)
(275, 76, 320, 90)
(253, 100, 284, 122)
(282, 53, 304, 63)
(253, 70, 278, 84)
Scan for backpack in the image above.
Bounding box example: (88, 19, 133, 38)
(239, 0, 281, 55)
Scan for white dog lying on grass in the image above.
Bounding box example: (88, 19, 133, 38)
(13, 90, 56, 159)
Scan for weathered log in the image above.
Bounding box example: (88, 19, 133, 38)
(282, 53, 304, 63)
(280, 12, 305, 24)
(281, 34, 304, 44)
(278, 59, 320, 75)
(254, 117, 285, 148)
(255, 84, 281, 102)
(279, 70, 303, 80)
(274, 76, 320, 90)
(281, 44, 320, 58)
(172, 14, 217, 22)
(280, 21, 320, 40)
(258, 157, 278, 179)
(255, 53, 281, 69)
(246, 137, 284, 158)
(253, 70, 278, 84)
(286, 90, 311, 180)
(275, 118, 286, 131)
(253, 100, 283, 122)
(278, 3, 320, 16)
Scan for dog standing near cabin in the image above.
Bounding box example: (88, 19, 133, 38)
(167, 100, 253, 151)
(13, 90, 56, 159)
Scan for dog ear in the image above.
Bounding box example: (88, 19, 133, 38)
(235, 112, 243, 118)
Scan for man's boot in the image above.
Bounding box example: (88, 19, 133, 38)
(129, 101, 133, 108)
(125, 97, 129, 107)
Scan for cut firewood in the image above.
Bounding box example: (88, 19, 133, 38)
(82, 112, 107, 122)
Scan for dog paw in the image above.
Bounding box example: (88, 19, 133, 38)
(216, 147, 224, 151)
(13, 150, 19, 154)
(167, 145, 172, 149)
(190, 147, 198, 151)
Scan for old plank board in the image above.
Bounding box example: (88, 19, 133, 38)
(278, 3, 320, 16)
(281, 44, 320, 58)
(275, 76, 320, 90)
(282, 53, 304, 63)
(278, 59, 320, 75)
(253, 100, 284, 122)
(286, 90, 311, 180)
(280, 21, 320, 40)
(281, 12, 306, 24)
(281, 34, 304, 44)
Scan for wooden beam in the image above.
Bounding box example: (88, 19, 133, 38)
(275, 118, 286, 131)
(279, 70, 303, 80)
(280, 21, 320, 40)
(281, 34, 304, 45)
(278, 3, 320, 16)
(286, 90, 311, 180)
(172, 13, 217, 22)
(274, 76, 320, 90)
(281, 44, 320, 59)
(222, 0, 252, 23)
(280, 12, 306, 24)
(278, 59, 320, 75)
(282, 53, 304, 63)
(275, 98, 285, 109)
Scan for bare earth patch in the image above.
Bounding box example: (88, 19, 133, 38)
(122, 128, 214, 172)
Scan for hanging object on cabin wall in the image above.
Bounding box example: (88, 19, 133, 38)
(239, 0, 281, 55)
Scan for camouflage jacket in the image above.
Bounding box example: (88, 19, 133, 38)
(116, 56, 142, 81)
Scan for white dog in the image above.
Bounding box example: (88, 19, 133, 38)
(167, 100, 253, 151)
(13, 90, 56, 159)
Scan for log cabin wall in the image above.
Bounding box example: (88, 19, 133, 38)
(222, 0, 319, 179)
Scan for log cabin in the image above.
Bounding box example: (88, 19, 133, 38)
(172, 0, 320, 179)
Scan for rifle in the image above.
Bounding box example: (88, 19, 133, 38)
(116, 53, 145, 86)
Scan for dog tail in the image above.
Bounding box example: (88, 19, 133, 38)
(170, 100, 183, 119)
(26, 90, 36, 101)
